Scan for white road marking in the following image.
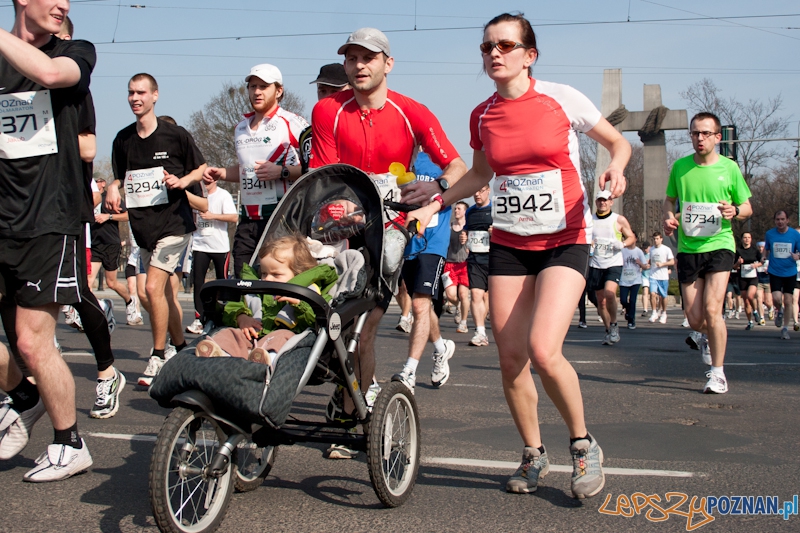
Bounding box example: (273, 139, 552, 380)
(85, 432, 694, 478)
(61, 351, 93, 357)
(451, 384, 492, 389)
(725, 362, 800, 366)
(422, 457, 695, 478)
(565, 339, 605, 343)
(570, 361, 625, 364)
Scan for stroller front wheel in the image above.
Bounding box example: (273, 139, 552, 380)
(149, 407, 234, 533)
(233, 443, 276, 492)
(366, 381, 421, 507)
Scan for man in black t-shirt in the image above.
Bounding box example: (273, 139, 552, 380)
(106, 73, 207, 387)
(0, 0, 95, 482)
(464, 185, 493, 347)
(735, 231, 764, 330)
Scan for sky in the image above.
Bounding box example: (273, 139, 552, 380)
(3, 0, 799, 166)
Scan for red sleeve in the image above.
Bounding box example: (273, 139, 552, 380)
(469, 102, 485, 151)
(309, 97, 340, 169)
(398, 94, 459, 168)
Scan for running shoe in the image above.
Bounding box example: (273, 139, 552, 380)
(794, 322, 799, 332)
(703, 371, 728, 394)
(735, 310, 740, 320)
(185, 318, 204, 334)
(685, 330, 701, 351)
(775, 310, 783, 328)
(391, 367, 416, 393)
(456, 322, 469, 333)
(745, 321, 755, 331)
(602, 333, 613, 346)
(325, 428, 359, 460)
(627, 323, 636, 330)
(395, 315, 413, 333)
(769, 308, 775, 320)
(64, 306, 77, 327)
(469, 332, 489, 346)
(506, 446, 550, 493)
(608, 324, 620, 343)
(699, 335, 712, 365)
(125, 300, 140, 326)
(454, 306, 462, 324)
(759, 316, 766, 326)
(648, 311, 658, 323)
(101, 299, 116, 335)
(781, 327, 790, 340)
(681, 318, 690, 328)
(23, 439, 93, 482)
(578, 321, 587, 329)
(138, 356, 164, 387)
(443, 303, 456, 315)
(569, 435, 605, 499)
(431, 339, 455, 387)
(365, 381, 381, 409)
(89, 368, 126, 419)
(0, 397, 46, 460)
(641, 311, 649, 317)
(658, 312, 667, 324)
(54, 335, 62, 355)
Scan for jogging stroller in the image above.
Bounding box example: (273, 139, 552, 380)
(146, 164, 421, 533)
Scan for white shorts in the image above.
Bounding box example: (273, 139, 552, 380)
(140, 234, 191, 274)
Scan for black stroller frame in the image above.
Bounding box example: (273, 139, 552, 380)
(148, 165, 421, 533)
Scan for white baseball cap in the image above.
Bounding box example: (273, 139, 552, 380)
(596, 190, 612, 200)
(245, 64, 282, 84)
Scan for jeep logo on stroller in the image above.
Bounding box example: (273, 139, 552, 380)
(328, 312, 342, 340)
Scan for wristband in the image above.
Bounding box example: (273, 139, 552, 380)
(734, 206, 740, 218)
(109, 214, 113, 221)
(430, 194, 445, 209)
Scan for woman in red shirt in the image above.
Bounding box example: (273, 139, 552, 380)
(409, 13, 630, 499)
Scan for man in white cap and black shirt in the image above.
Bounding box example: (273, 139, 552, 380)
(204, 64, 308, 278)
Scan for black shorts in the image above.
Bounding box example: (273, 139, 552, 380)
(125, 263, 136, 279)
(467, 260, 489, 291)
(402, 255, 445, 298)
(769, 274, 799, 294)
(676, 250, 735, 285)
(232, 218, 268, 277)
(588, 266, 623, 292)
(738, 276, 757, 292)
(0, 234, 82, 307)
(489, 242, 590, 279)
(91, 242, 122, 272)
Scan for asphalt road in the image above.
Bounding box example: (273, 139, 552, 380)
(1, 295, 798, 533)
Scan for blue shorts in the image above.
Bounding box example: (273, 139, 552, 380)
(650, 279, 669, 298)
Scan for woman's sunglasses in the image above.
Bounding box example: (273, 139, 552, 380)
(479, 40, 527, 54)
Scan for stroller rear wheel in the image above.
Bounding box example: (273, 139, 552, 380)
(233, 443, 276, 492)
(366, 381, 420, 507)
(149, 407, 234, 533)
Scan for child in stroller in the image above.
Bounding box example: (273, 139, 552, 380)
(195, 234, 338, 364)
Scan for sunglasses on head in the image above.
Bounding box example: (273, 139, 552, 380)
(479, 40, 527, 54)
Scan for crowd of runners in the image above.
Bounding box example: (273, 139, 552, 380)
(0, 2, 792, 504)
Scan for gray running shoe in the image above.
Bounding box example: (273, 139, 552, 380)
(569, 435, 605, 499)
(395, 315, 413, 333)
(700, 335, 712, 365)
(506, 446, 550, 493)
(431, 339, 455, 387)
(775, 310, 783, 328)
(101, 299, 116, 335)
(609, 324, 620, 343)
(602, 333, 612, 345)
(781, 327, 790, 340)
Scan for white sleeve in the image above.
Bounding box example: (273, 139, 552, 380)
(91, 179, 99, 192)
(533, 80, 602, 133)
(221, 190, 237, 215)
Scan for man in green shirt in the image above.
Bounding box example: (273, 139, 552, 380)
(662, 112, 752, 394)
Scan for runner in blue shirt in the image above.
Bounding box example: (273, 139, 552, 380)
(764, 210, 800, 338)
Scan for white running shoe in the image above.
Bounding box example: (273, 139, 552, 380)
(0, 398, 47, 460)
(699, 335, 712, 365)
(659, 312, 667, 324)
(431, 339, 455, 387)
(64, 306, 77, 327)
(703, 371, 728, 394)
(395, 315, 413, 333)
(125, 300, 142, 325)
(185, 318, 204, 335)
(365, 381, 381, 409)
(608, 324, 620, 343)
(648, 311, 658, 323)
(456, 322, 469, 333)
(469, 332, 489, 346)
(454, 307, 462, 324)
(100, 299, 116, 335)
(90, 368, 126, 419)
(391, 367, 416, 393)
(23, 439, 93, 482)
(138, 354, 167, 387)
(602, 333, 613, 346)
(681, 318, 690, 328)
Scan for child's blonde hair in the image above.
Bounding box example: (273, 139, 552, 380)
(258, 234, 316, 276)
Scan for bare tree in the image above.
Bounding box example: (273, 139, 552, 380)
(578, 133, 596, 202)
(187, 82, 307, 169)
(680, 78, 791, 180)
(743, 158, 799, 238)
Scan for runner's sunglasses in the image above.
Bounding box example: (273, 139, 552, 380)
(479, 40, 527, 54)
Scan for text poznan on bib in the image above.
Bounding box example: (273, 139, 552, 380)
(492, 170, 565, 235)
(0, 91, 58, 159)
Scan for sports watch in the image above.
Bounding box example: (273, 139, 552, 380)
(281, 165, 290, 179)
(435, 178, 449, 192)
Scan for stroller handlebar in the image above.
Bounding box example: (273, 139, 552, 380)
(384, 201, 421, 212)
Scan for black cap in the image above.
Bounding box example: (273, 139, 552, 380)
(310, 63, 348, 87)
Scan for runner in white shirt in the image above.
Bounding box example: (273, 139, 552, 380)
(186, 180, 238, 334)
(620, 235, 649, 329)
(203, 64, 308, 278)
(648, 231, 675, 323)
